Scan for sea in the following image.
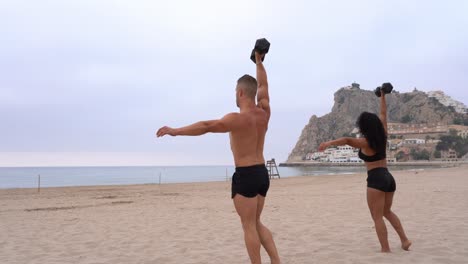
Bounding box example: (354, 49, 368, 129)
(0, 165, 432, 189)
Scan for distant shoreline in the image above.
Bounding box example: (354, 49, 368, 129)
(279, 161, 468, 167)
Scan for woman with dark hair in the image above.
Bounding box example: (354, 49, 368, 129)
(318, 88, 411, 252)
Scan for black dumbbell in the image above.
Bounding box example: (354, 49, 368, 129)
(374, 82, 393, 97)
(250, 38, 270, 63)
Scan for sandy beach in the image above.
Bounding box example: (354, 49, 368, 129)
(1, 166, 467, 264)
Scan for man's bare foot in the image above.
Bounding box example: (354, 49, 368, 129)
(401, 240, 412, 251)
(381, 248, 391, 253)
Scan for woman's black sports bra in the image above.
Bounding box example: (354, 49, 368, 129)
(358, 149, 386, 162)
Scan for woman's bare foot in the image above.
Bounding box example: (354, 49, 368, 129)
(401, 240, 412, 251)
(381, 248, 391, 253)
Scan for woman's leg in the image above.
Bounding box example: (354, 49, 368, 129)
(383, 192, 412, 250)
(367, 187, 391, 252)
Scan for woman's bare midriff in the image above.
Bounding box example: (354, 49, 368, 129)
(365, 159, 388, 171)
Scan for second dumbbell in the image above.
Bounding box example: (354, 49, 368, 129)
(374, 82, 393, 97)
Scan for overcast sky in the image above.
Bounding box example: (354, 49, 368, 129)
(1, 0, 467, 166)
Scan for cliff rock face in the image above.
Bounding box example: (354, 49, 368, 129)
(287, 87, 463, 162)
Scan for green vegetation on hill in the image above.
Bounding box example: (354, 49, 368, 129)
(453, 115, 468, 126)
(410, 149, 431, 160)
(395, 151, 406, 161)
(436, 130, 468, 158)
(401, 114, 413, 123)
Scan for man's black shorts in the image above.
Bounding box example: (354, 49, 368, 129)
(231, 164, 270, 199)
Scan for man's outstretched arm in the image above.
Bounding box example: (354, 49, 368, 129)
(255, 52, 270, 116)
(156, 113, 239, 137)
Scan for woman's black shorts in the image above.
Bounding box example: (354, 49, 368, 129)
(367, 167, 396, 192)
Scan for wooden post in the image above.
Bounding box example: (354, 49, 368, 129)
(159, 172, 162, 185)
(38, 174, 41, 193)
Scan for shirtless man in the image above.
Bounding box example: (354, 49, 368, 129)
(156, 52, 280, 264)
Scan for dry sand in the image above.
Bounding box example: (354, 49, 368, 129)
(1, 166, 467, 264)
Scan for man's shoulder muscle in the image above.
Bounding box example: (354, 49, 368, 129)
(221, 112, 242, 128)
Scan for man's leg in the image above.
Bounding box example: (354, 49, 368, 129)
(256, 195, 280, 264)
(234, 194, 262, 264)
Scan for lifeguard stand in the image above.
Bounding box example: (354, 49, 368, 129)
(266, 158, 280, 179)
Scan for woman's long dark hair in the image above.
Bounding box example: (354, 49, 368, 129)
(356, 112, 387, 153)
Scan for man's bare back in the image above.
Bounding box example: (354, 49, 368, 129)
(229, 106, 269, 167)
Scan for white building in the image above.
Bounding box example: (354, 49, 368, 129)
(426, 139, 442, 144)
(403, 138, 426, 145)
(306, 152, 328, 161)
(329, 157, 349, 163)
(309, 143, 405, 163)
(331, 145, 356, 157)
(428, 91, 467, 114)
(308, 145, 362, 163)
(348, 157, 363, 163)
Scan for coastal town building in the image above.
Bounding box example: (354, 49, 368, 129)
(388, 123, 448, 135)
(402, 138, 426, 145)
(306, 145, 396, 163)
(449, 125, 468, 139)
(426, 138, 440, 143)
(306, 145, 361, 163)
(440, 149, 458, 161)
(458, 130, 468, 139)
(427, 91, 468, 114)
(304, 121, 467, 163)
(388, 123, 468, 136)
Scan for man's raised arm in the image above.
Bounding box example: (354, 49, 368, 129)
(255, 52, 270, 114)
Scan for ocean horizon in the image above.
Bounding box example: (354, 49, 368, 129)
(0, 165, 439, 190)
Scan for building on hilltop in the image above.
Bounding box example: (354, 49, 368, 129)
(427, 90, 467, 114)
(343, 82, 361, 90)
